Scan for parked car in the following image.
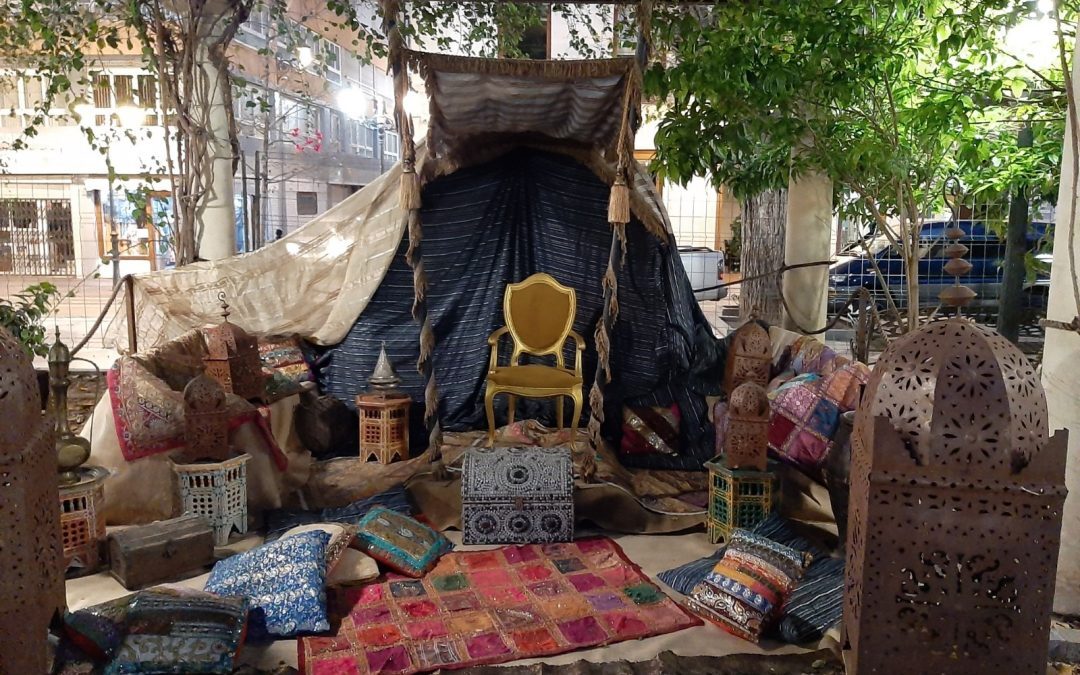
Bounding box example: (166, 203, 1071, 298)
(827, 220, 1051, 313)
(679, 246, 728, 301)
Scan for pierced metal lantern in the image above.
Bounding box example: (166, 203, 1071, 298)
(843, 318, 1068, 675)
(59, 465, 108, 576)
(0, 326, 64, 674)
(202, 294, 265, 401)
(724, 382, 769, 471)
(179, 373, 231, 463)
(723, 321, 771, 396)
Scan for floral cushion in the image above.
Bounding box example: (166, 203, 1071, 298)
(621, 403, 681, 455)
(354, 507, 453, 578)
(205, 530, 330, 637)
(101, 587, 248, 674)
(686, 530, 811, 642)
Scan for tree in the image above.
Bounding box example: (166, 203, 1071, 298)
(645, 0, 1074, 332)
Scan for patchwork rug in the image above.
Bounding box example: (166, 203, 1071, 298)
(297, 538, 701, 674)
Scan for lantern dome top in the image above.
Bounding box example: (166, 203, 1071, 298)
(857, 317, 1048, 476)
(0, 327, 39, 452)
(184, 373, 227, 412)
(733, 321, 770, 356)
(729, 381, 769, 417)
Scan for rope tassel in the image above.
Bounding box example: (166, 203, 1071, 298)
(400, 167, 422, 211)
(608, 173, 630, 225)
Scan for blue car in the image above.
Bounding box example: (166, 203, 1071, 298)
(827, 220, 1051, 314)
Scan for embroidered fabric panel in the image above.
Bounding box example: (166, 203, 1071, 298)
(205, 531, 330, 636)
(355, 508, 453, 578)
(85, 588, 248, 675)
(620, 404, 681, 456)
(298, 537, 700, 674)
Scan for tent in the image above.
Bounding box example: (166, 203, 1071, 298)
(107, 51, 721, 470)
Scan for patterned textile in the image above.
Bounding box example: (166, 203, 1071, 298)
(107, 356, 288, 467)
(659, 516, 844, 644)
(264, 485, 414, 542)
(205, 531, 331, 637)
(63, 596, 131, 662)
(259, 335, 314, 383)
(298, 537, 701, 674)
(767, 362, 870, 474)
(686, 531, 811, 642)
(355, 507, 453, 578)
(102, 587, 248, 675)
(620, 404, 680, 456)
(282, 523, 357, 572)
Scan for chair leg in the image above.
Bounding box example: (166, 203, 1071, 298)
(569, 389, 583, 444)
(507, 394, 516, 425)
(556, 396, 564, 431)
(485, 387, 497, 447)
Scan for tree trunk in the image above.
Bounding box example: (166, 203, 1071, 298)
(740, 189, 787, 324)
(997, 125, 1034, 344)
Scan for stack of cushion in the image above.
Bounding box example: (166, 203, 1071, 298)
(658, 515, 846, 644)
(685, 531, 812, 641)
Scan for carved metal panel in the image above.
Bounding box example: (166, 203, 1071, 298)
(724, 382, 769, 471)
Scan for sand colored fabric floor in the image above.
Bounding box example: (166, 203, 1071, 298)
(65, 529, 834, 671)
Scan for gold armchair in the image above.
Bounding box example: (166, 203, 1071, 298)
(484, 273, 585, 445)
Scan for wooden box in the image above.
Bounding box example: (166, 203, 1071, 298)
(461, 447, 574, 545)
(108, 514, 215, 590)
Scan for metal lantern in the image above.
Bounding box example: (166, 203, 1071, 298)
(723, 382, 769, 471)
(843, 318, 1068, 675)
(723, 320, 771, 396)
(0, 326, 64, 673)
(48, 328, 92, 485)
(202, 293, 265, 400)
(179, 373, 231, 463)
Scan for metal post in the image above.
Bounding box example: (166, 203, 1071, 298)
(240, 152, 251, 252)
(996, 124, 1033, 344)
(125, 275, 138, 355)
(107, 180, 120, 287)
(378, 124, 385, 174)
(253, 150, 263, 249)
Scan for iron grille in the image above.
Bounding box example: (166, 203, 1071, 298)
(0, 197, 77, 276)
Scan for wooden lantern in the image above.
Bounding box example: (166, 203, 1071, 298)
(180, 373, 231, 463)
(202, 294, 265, 401)
(357, 392, 410, 464)
(724, 382, 769, 471)
(723, 320, 771, 396)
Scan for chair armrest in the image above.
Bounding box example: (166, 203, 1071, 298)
(487, 327, 509, 372)
(567, 329, 586, 377)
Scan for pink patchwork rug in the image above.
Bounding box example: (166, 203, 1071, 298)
(298, 537, 700, 674)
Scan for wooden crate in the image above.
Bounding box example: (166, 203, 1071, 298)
(108, 514, 215, 590)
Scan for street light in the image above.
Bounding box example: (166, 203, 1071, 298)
(296, 46, 314, 68)
(336, 86, 369, 119)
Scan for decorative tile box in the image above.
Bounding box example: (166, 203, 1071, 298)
(705, 456, 777, 544)
(461, 447, 574, 545)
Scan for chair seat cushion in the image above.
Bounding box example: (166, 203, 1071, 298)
(488, 364, 581, 389)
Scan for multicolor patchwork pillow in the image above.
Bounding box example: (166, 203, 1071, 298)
(621, 403, 681, 455)
(258, 335, 313, 384)
(354, 507, 453, 578)
(686, 530, 811, 642)
(62, 596, 131, 663)
(102, 587, 248, 675)
(205, 530, 331, 637)
(767, 374, 834, 473)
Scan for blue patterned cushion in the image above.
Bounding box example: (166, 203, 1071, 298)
(205, 531, 330, 637)
(354, 507, 452, 577)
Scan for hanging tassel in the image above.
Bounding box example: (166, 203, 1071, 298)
(400, 167, 422, 211)
(608, 172, 630, 225)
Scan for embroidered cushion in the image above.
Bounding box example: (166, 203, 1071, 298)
(281, 523, 356, 572)
(686, 530, 811, 642)
(101, 587, 248, 674)
(258, 335, 313, 384)
(205, 530, 330, 636)
(62, 596, 131, 663)
(263, 485, 414, 542)
(354, 507, 452, 577)
(620, 403, 681, 455)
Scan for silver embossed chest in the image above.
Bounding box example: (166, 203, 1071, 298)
(461, 447, 574, 545)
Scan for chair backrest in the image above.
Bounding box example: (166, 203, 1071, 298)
(504, 273, 575, 362)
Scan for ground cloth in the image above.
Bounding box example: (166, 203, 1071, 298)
(297, 538, 701, 674)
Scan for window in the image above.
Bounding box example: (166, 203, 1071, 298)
(515, 7, 550, 59)
(319, 38, 342, 82)
(350, 119, 374, 157)
(84, 71, 161, 127)
(613, 6, 637, 57)
(244, 2, 271, 37)
(383, 129, 400, 161)
(280, 96, 316, 137)
(329, 111, 342, 149)
(297, 191, 318, 216)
